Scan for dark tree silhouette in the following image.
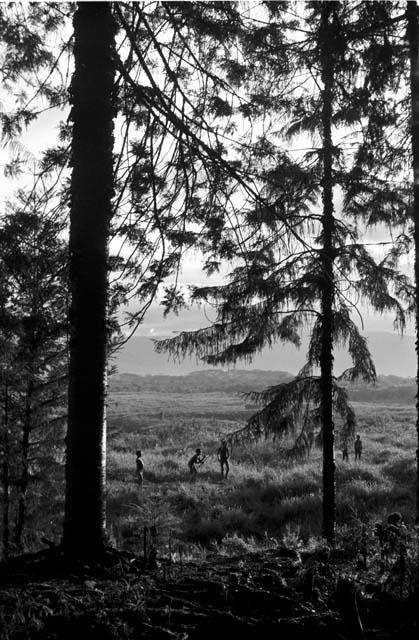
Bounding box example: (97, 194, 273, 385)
(407, 0, 419, 522)
(62, 2, 117, 559)
(318, 1, 338, 545)
(0, 198, 67, 551)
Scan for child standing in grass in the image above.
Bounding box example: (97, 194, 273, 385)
(354, 435, 363, 461)
(188, 448, 206, 482)
(136, 450, 144, 487)
(217, 440, 230, 479)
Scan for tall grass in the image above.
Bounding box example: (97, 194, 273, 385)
(106, 400, 416, 552)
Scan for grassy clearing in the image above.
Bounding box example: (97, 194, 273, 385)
(106, 392, 417, 554)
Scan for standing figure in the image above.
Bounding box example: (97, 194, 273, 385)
(188, 448, 206, 482)
(354, 435, 362, 461)
(217, 440, 230, 479)
(136, 449, 144, 487)
(342, 443, 349, 462)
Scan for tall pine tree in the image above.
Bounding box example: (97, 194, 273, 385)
(407, 0, 419, 522)
(62, 2, 117, 559)
(157, 1, 411, 543)
(0, 195, 67, 551)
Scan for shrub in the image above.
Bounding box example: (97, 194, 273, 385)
(382, 457, 415, 487)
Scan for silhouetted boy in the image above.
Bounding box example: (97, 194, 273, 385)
(136, 450, 144, 487)
(342, 444, 349, 462)
(217, 440, 230, 479)
(354, 435, 362, 461)
(188, 448, 206, 482)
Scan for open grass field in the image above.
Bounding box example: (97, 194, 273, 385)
(3, 389, 417, 640)
(106, 390, 417, 555)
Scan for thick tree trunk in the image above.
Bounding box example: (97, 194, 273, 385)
(319, 6, 336, 544)
(62, 2, 117, 559)
(407, 0, 419, 523)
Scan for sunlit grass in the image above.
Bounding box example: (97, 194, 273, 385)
(106, 396, 417, 552)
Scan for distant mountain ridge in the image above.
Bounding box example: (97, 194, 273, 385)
(109, 369, 293, 393)
(112, 331, 417, 378)
(109, 369, 416, 404)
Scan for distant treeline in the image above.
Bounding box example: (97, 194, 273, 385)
(109, 370, 292, 393)
(109, 370, 415, 404)
(349, 386, 415, 405)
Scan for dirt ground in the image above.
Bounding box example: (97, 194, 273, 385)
(1, 546, 417, 639)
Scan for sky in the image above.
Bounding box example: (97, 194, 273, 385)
(123, 299, 413, 339)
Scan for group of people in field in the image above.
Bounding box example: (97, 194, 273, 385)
(135, 433, 364, 487)
(188, 440, 230, 482)
(135, 440, 230, 486)
(341, 434, 363, 462)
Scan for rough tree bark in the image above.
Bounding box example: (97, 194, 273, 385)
(319, 4, 336, 544)
(62, 1, 117, 559)
(407, 0, 419, 524)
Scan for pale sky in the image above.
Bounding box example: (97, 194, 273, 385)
(125, 299, 411, 339)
